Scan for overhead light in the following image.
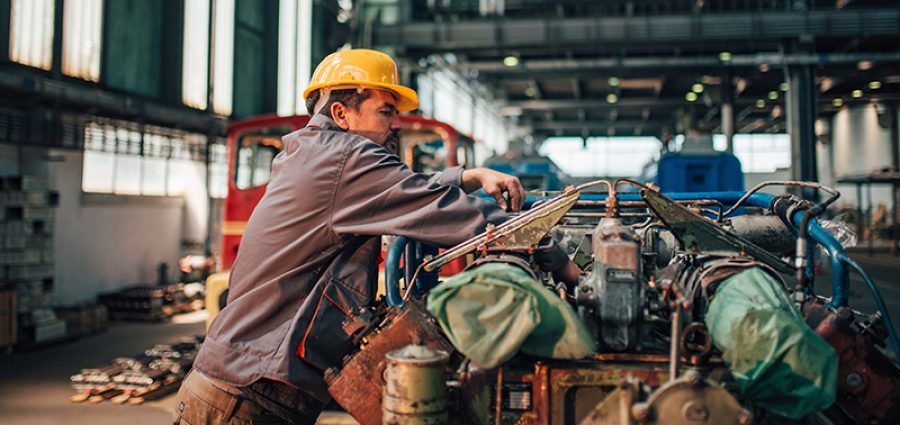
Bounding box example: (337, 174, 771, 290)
(524, 87, 536, 97)
(719, 51, 732, 62)
(857, 60, 873, 71)
(606, 93, 619, 104)
(869, 80, 882, 90)
(701, 75, 714, 84)
(691, 83, 704, 93)
(832, 98, 844, 107)
(756, 99, 766, 108)
(608, 77, 620, 87)
(503, 55, 519, 67)
(685, 92, 698, 102)
(779, 82, 789, 92)
(851, 89, 863, 98)
(767, 91, 778, 100)
(759, 63, 769, 73)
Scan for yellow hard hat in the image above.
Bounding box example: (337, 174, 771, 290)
(303, 49, 419, 112)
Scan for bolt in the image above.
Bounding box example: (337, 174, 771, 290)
(632, 403, 651, 422)
(685, 370, 702, 386)
(845, 372, 865, 389)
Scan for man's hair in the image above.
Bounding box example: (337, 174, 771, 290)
(305, 88, 372, 119)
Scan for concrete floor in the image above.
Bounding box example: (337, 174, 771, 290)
(0, 253, 898, 424)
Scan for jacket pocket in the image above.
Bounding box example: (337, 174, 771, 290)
(295, 277, 369, 371)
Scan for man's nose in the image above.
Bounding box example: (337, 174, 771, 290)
(390, 115, 402, 130)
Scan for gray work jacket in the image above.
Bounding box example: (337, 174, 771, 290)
(193, 114, 509, 402)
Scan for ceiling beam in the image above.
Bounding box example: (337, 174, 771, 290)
(509, 97, 768, 110)
(374, 9, 900, 51)
(461, 51, 900, 75)
(529, 119, 674, 130)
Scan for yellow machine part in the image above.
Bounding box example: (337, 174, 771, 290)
(205, 271, 230, 330)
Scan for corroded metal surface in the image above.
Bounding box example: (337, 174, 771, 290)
(326, 300, 455, 425)
(383, 345, 450, 424)
(640, 189, 793, 274)
(580, 371, 749, 425)
(423, 189, 581, 272)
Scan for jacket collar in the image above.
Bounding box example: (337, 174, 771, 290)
(307, 114, 344, 132)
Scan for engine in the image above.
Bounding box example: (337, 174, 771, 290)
(327, 180, 900, 425)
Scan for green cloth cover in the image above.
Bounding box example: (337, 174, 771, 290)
(705, 268, 837, 419)
(426, 263, 596, 368)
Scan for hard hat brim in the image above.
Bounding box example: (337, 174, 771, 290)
(303, 81, 419, 112)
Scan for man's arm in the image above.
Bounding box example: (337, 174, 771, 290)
(424, 166, 525, 212)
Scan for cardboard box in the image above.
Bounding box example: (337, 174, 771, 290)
(32, 319, 66, 343)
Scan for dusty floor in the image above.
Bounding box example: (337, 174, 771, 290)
(0, 252, 898, 424)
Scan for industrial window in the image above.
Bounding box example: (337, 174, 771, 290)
(62, 0, 103, 81)
(540, 137, 661, 178)
(182, 0, 234, 114)
(277, 0, 313, 116)
(714, 134, 791, 173)
(234, 134, 283, 190)
(9, 0, 55, 70)
(81, 120, 228, 199)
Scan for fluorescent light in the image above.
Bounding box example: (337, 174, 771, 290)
(767, 91, 778, 100)
(857, 60, 873, 71)
(606, 93, 618, 104)
(869, 81, 882, 90)
(832, 98, 844, 107)
(503, 56, 519, 67)
(691, 83, 703, 93)
(685, 92, 698, 102)
(608, 77, 620, 87)
(851, 90, 863, 98)
(182, 0, 210, 110)
(779, 82, 788, 92)
(10, 0, 55, 70)
(62, 0, 103, 81)
(718, 51, 732, 62)
(756, 99, 766, 108)
(212, 0, 235, 116)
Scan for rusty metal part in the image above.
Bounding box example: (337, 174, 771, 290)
(577, 376, 641, 425)
(726, 215, 795, 255)
(637, 370, 748, 425)
(640, 188, 793, 274)
(422, 188, 581, 273)
(383, 345, 450, 424)
(680, 323, 713, 366)
(326, 300, 455, 425)
(803, 302, 900, 425)
(669, 301, 683, 381)
(580, 371, 747, 425)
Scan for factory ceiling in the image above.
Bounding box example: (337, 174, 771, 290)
(367, 0, 900, 140)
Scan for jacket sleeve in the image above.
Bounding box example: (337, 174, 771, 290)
(423, 165, 465, 188)
(331, 142, 506, 247)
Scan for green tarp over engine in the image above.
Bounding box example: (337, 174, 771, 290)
(426, 263, 595, 368)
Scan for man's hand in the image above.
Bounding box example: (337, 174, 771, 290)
(461, 168, 525, 212)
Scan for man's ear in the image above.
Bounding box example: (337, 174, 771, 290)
(331, 102, 351, 130)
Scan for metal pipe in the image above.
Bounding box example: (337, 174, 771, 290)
(670, 301, 682, 382)
(385, 237, 407, 307)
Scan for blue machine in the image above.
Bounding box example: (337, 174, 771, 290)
(656, 152, 743, 192)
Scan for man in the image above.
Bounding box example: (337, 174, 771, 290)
(173, 49, 580, 424)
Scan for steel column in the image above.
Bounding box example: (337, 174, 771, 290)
(721, 68, 735, 153)
(787, 65, 819, 197)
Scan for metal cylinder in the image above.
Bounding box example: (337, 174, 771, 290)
(382, 345, 450, 425)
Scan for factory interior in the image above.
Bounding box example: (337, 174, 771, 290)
(2, 1, 900, 424)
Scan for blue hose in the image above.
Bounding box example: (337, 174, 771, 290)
(385, 236, 407, 307)
(840, 255, 900, 358)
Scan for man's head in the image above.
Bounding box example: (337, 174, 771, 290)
(306, 88, 402, 152)
(303, 49, 418, 152)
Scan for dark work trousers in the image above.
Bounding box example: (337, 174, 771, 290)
(172, 371, 296, 425)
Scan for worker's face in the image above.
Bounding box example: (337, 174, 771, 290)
(332, 90, 402, 153)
